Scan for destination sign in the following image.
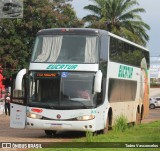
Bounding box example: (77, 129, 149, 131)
(36, 73, 58, 77)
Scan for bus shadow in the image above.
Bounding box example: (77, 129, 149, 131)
(44, 130, 86, 139)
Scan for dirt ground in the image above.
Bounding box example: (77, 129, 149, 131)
(141, 108, 160, 123)
(0, 114, 85, 150)
(0, 114, 81, 142)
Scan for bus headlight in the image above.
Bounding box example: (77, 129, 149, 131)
(27, 113, 42, 119)
(76, 115, 95, 121)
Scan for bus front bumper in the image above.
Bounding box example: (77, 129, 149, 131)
(26, 117, 96, 132)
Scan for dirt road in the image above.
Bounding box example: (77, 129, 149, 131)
(142, 108, 160, 123)
(0, 114, 83, 143)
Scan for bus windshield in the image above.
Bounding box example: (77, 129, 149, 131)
(29, 72, 96, 109)
(31, 35, 99, 63)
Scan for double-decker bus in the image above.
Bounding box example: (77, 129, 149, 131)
(10, 28, 150, 135)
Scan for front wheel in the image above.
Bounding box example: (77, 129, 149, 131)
(44, 130, 56, 136)
(103, 117, 109, 134)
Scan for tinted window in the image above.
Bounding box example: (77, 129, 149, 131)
(100, 35, 108, 62)
(108, 78, 137, 102)
(100, 35, 108, 78)
(109, 37, 150, 68)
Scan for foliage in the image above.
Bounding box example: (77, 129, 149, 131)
(73, 121, 160, 143)
(0, 0, 83, 80)
(113, 114, 128, 132)
(83, 0, 150, 46)
(150, 83, 160, 88)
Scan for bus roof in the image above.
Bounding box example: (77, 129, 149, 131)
(37, 28, 149, 52)
(37, 28, 102, 36)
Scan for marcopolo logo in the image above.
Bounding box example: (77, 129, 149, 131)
(118, 65, 133, 79)
(46, 64, 78, 70)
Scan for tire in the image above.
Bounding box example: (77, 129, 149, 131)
(44, 130, 56, 136)
(149, 104, 155, 109)
(103, 116, 109, 134)
(136, 111, 141, 125)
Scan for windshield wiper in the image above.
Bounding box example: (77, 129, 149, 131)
(68, 99, 89, 109)
(29, 102, 56, 109)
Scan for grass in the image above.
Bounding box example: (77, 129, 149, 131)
(29, 121, 160, 151)
(113, 114, 128, 132)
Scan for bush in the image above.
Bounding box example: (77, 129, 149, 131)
(150, 83, 160, 88)
(85, 131, 95, 142)
(113, 114, 128, 132)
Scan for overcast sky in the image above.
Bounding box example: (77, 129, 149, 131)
(71, 0, 160, 57)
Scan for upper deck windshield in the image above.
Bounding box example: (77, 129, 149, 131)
(31, 35, 99, 63)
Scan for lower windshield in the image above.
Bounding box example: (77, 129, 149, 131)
(29, 72, 96, 109)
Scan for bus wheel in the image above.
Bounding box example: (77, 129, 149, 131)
(136, 111, 141, 125)
(44, 130, 56, 136)
(103, 117, 109, 134)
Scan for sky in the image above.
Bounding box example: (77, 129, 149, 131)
(71, 0, 160, 57)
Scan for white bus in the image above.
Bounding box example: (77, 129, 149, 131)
(10, 28, 150, 135)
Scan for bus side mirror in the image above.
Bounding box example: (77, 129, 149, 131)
(141, 58, 147, 70)
(15, 69, 27, 90)
(94, 70, 102, 93)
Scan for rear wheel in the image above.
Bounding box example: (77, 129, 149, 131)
(136, 111, 141, 125)
(44, 130, 56, 136)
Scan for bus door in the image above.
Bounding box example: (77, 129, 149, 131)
(10, 75, 27, 128)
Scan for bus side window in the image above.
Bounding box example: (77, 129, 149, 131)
(13, 90, 24, 98)
(11, 75, 27, 105)
(100, 35, 108, 77)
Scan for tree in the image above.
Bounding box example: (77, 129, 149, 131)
(0, 0, 83, 80)
(83, 0, 150, 46)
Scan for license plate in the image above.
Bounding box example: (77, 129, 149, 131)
(50, 123, 62, 129)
